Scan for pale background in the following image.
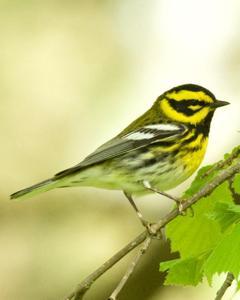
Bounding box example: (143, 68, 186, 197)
(1, 0, 240, 299)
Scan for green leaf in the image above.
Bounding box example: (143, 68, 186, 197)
(160, 256, 206, 286)
(166, 177, 234, 258)
(204, 223, 240, 282)
(166, 211, 221, 258)
(227, 204, 240, 214)
(161, 146, 240, 288)
(167, 195, 220, 257)
(208, 202, 240, 231)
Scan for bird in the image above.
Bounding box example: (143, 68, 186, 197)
(11, 84, 229, 228)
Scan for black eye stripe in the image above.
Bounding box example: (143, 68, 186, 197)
(167, 98, 207, 106)
(167, 99, 204, 116)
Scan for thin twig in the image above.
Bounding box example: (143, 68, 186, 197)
(202, 148, 240, 178)
(108, 236, 152, 300)
(65, 231, 148, 300)
(65, 160, 240, 300)
(215, 272, 235, 300)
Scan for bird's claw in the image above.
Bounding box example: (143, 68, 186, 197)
(175, 199, 194, 217)
(141, 220, 162, 239)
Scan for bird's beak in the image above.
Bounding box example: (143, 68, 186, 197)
(210, 100, 230, 108)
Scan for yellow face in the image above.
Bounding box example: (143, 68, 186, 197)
(159, 88, 216, 125)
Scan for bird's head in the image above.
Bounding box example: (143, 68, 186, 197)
(156, 84, 229, 125)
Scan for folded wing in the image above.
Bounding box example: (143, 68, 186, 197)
(55, 123, 187, 178)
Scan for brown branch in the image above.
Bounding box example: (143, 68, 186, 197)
(108, 236, 152, 300)
(65, 231, 148, 300)
(215, 272, 235, 300)
(202, 147, 240, 178)
(65, 160, 240, 300)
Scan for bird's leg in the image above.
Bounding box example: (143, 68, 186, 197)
(142, 180, 185, 213)
(123, 191, 160, 237)
(123, 191, 148, 227)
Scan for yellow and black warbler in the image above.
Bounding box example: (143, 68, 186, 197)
(11, 84, 229, 224)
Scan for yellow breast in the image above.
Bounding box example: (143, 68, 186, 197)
(181, 135, 208, 176)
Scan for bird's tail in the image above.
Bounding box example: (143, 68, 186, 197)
(10, 178, 59, 200)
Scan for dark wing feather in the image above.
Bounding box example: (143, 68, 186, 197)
(54, 124, 187, 178)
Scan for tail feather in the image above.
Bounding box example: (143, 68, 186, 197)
(10, 178, 58, 200)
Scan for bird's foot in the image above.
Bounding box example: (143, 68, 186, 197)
(140, 219, 162, 239)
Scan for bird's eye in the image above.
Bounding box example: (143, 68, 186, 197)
(188, 104, 202, 111)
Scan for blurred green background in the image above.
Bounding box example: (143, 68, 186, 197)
(1, 1, 240, 299)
